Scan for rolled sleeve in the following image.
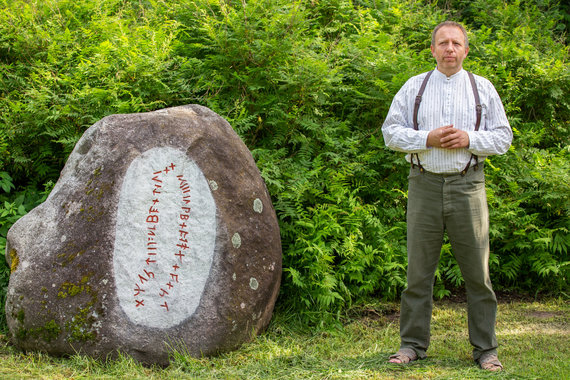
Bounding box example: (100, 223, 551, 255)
(467, 126, 512, 156)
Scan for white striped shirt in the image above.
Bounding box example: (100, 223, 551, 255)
(382, 68, 512, 174)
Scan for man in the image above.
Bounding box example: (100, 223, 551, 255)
(381, 21, 512, 371)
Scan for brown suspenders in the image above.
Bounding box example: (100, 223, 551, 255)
(412, 70, 482, 175)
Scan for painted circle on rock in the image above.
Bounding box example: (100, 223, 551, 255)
(113, 147, 217, 328)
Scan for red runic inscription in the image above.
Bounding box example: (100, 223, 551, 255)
(132, 163, 195, 314)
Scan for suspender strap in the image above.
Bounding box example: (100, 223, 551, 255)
(462, 71, 481, 175)
(412, 70, 482, 176)
(411, 70, 434, 173)
(468, 71, 482, 132)
(413, 70, 434, 131)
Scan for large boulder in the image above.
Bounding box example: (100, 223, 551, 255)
(4, 105, 282, 365)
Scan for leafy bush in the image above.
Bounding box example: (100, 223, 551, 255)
(0, 0, 568, 329)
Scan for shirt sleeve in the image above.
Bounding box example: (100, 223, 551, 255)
(467, 80, 513, 156)
(382, 80, 430, 153)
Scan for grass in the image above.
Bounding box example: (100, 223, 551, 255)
(0, 297, 568, 379)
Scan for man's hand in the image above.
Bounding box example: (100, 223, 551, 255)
(427, 125, 469, 149)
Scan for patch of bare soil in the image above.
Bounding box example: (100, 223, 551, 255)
(527, 311, 565, 319)
(436, 289, 545, 304)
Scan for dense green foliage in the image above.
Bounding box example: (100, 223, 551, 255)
(1, 0, 568, 327)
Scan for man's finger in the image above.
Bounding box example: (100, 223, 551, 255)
(441, 130, 469, 149)
(440, 130, 458, 142)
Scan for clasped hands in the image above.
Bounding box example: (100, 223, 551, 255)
(427, 124, 469, 149)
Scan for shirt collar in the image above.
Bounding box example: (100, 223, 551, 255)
(433, 67, 465, 80)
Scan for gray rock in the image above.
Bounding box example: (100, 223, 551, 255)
(4, 105, 282, 365)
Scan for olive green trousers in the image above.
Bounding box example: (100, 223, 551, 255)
(399, 165, 498, 361)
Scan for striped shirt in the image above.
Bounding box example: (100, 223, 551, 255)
(382, 69, 512, 174)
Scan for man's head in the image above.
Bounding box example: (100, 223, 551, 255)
(430, 21, 469, 77)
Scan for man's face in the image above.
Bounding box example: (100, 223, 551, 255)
(431, 25, 469, 76)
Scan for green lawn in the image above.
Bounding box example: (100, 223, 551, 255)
(1, 298, 568, 379)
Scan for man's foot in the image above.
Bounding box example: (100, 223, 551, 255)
(477, 353, 503, 371)
(388, 348, 418, 364)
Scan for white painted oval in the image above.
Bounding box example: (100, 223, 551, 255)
(113, 147, 216, 328)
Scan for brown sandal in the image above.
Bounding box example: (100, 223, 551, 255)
(477, 353, 503, 371)
(388, 348, 418, 364)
